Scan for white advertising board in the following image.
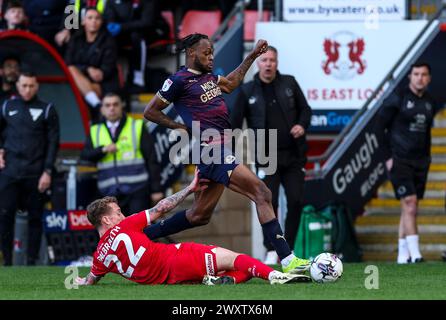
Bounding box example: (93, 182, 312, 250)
(283, 0, 407, 21)
(256, 21, 427, 110)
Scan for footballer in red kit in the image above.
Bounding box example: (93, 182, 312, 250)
(90, 208, 219, 284)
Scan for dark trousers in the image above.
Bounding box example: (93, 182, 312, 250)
(0, 174, 46, 266)
(114, 186, 151, 217)
(117, 29, 168, 85)
(259, 149, 306, 252)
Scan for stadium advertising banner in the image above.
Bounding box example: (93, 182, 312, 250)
(68, 210, 95, 231)
(283, 0, 407, 21)
(303, 108, 388, 216)
(256, 20, 426, 131)
(43, 210, 69, 233)
(43, 210, 94, 232)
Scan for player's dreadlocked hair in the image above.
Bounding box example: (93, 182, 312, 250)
(176, 33, 209, 53)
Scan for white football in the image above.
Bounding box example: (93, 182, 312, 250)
(310, 252, 343, 283)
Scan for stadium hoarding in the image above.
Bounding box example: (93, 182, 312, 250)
(303, 107, 388, 216)
(147, 106, 185, 192)
(43, 210, 69, 233)
(309, 109, 356, 133)
(283, 0, 408, 22)
(68, 210, 95, 231)
(255, 20, 427, 131)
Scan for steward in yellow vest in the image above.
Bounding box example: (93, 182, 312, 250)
(74, 0, 106, 16)
(81, 93, 162, 214)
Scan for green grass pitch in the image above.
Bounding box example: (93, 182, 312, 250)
(0, 262, 445, 300)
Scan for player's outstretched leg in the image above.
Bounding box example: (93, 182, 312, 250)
(227, 164, 310, 274)
(213, 247, 310, 285)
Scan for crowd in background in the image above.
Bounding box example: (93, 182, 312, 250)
(0, 0, 242, 120)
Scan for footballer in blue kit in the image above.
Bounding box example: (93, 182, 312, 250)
(143, 33, 310, 275)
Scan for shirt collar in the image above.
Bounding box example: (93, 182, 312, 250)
(106, 120, 120, 128)
(181, 66, 203, 75)
(187, 68, 202, 75)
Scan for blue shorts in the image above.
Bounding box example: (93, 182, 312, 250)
(196, 144, 239, 186)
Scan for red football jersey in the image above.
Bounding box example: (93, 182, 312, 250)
(90, 210, 178, 284)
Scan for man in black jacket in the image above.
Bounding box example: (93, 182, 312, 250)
(376, 62, 441, 264)
(0, 72, 60, 266)
(80, 92, 163, 216)
(231, 46, 312, 264)
(104, 0, 169, 89)
(65, 7, 119, 122)
(22, 0, 69, 45)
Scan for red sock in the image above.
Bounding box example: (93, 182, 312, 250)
(219, 270, 252, 284)
(233, 254, 274, 281)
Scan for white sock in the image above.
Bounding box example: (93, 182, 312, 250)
(268, 270, 282, 281)
(133, 71, 145, 87)
(406, 234, 422, 262)
(85, 91, 101, 108)
(280, 253, 295, 267)
(397, 238, 410, 264)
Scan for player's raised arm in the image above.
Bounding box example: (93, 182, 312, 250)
(218, 39, 268, 94)
(147, 168, 209, 222)
(143, 95, 188, 131)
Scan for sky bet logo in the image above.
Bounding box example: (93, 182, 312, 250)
(44, 210, 94, 232)
(68, 211, 94, 231)
(44, 211, 68, 232)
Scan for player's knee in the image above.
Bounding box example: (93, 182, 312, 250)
(253, 182, 272, 206)
(187, 209, 212, 226)
(402, 196, 417, 215)
(190, 215, 211, 226)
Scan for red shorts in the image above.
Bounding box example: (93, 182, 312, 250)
(166, 242, 218, 284)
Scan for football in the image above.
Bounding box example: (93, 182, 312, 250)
(310, 253, 343, 283)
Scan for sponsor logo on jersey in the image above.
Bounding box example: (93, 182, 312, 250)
(205, 253, 215, 276)
(161, 78, 173, 92)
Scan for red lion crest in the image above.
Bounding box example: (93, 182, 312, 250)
(347, 38, 366, 74)
(322, 39, 340, 75)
